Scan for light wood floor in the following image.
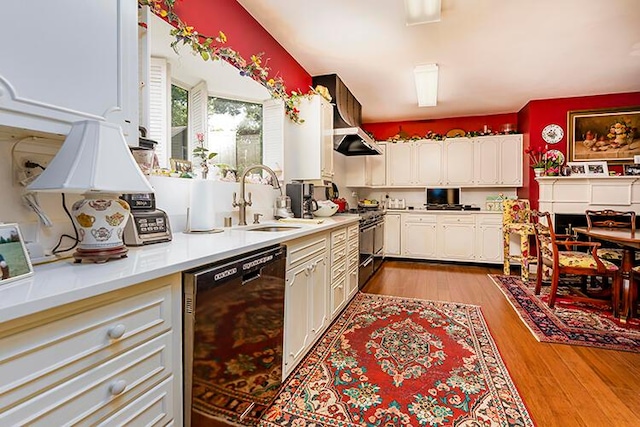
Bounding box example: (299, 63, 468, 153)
(365, 260, 640, 427)
(196, 260, 640, 427)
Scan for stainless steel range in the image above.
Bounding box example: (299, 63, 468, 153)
(353, 208, 385, 289)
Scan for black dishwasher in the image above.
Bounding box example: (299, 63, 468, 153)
(183, 244, 287, 426)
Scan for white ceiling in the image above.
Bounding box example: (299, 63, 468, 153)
(237, 0, 640, 123)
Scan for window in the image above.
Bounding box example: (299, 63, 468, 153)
(207, 97, 262, 176)
(171, 84, 189, 159)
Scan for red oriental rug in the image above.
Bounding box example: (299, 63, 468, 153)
(259, 292, 534, 427)
(489, 275, 640, 352)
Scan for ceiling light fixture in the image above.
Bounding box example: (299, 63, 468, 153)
(404, 0, 442, 25)
(414, 64, 439, 107)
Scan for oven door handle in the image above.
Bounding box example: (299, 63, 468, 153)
(362, 257, 373, 267)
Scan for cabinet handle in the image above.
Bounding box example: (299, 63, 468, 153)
(107, 324, 127, 340)
(109, 379, 127, 396)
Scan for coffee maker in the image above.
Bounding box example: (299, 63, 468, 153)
(286, 182, 318, 218)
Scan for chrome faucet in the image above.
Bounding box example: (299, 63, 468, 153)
(232, 164, 282, 225)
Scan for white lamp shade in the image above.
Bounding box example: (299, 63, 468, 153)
(414, 64, 439, 107)
(27, 120, 153, 194)
(404, 0, 441, 25)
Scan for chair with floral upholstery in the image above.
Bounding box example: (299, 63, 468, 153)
(533, 211, 621, 314)
(502, 199, 537, 281)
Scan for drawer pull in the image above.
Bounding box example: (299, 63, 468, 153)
(107, 324, 127, 340)
(109, 379, 127, 396)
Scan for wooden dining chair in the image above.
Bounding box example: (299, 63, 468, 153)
(532, 211, 621, 315)
(585, 209, 637, 263)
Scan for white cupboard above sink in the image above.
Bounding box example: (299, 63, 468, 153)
(1, 0, 139, 145)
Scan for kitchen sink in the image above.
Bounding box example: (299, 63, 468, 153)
(247, 225, 301, 232)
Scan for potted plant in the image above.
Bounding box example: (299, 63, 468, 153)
(192, 133, 217, 179)
(525, 146, 547, 177)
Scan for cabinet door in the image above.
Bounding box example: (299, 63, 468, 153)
(330, 275, 347, 319)
(320, 97, 334, 180)
(403, 222, 437, 258)
(366, 143, 386, 186)
(309, 254, 329, 341)
(347, 266, 358, 299)
(284, 263, 311, 372)
(474, 137, 500, 185)
(387, 143, 414, 186)
(438, 217, 476, 260)
(444, 138, 474, 185)
(1, 0, 138, 145)
(415, 141, 443, 185)
(384, 214, 402, 256)
(500, 135, 523, 185)
(476, 215, 504, 262)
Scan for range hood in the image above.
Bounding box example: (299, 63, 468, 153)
(312, 74, 382, 156)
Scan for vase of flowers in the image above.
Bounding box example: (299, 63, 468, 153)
(525, 146, 547, 176)
(192, 133, 217, 179)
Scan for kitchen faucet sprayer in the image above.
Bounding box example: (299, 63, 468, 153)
(232, 164, 282, 225)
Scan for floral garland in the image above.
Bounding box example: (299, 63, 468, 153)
(386, 128, 517, 142)
(139, 0, 316, 123)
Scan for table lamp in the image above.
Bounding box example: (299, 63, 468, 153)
(27, 120, 154, 263)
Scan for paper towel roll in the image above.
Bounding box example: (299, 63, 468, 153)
(188, 179, 216, 231)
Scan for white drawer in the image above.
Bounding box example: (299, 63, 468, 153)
(331, 228, 347, 246)
(347, 235, 359, 254)
(286, 234, 328, 269)
(1, 332, 173, 426)
(347, 224, 359, 241)
(0, 285, 174, 412)
(348, 251, 359, 271)
(438, 215, 475, 225)
(331, 242, 347, 264)
(331, 257, 347, 282)
(476, 214, 503, 225)
(97, 375, 175, 427)
(405, 214, 437, 224)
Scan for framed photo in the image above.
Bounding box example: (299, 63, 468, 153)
(567, 162, 587, 175)
(0, 223, 34, 285)
(623, 164, 640, 176)
(585, 161, 609, 176)
(169, 158, 192, 173)
(567, 106, 640, 164)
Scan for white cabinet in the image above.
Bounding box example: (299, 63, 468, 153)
(387, 142, 414, 186)
(474, 135, 523, 186)
(403, 215, 438, 258)
(0, 274, 182, 425)
(443, 138, 475, 185)
(476, 214, 504, 263)
(437, 215, 476, 260)
(366, 142, 387, 186)
(1, 0, 139, 145)
(329, 228, 348, 318)
(285, 95, 334, 182)
(283, 233, 329, 378)
(384, 213, 402, 256)
(347, 224, 360, 299)
(387, 140, 443, 186)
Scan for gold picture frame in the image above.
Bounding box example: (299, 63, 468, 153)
(567, 106, 640, 164)
(0, 223, 34, 285)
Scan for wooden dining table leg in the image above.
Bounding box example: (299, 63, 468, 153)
(619, 248, 634, 322)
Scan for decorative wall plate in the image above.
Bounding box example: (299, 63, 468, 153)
(542, 124, 564, 144)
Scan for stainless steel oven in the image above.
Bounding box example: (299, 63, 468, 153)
(358, 210, 385, 289)
(183, 244, 287, 426)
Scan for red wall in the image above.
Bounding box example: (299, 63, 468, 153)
(518, 92, 640, 209)
(362, 113, 518, 140)
(173, 0, 312, 93)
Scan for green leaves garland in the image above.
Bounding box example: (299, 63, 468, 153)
(139, 0, 309, 123)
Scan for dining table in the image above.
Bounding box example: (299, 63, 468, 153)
(574, 227, 639, 322)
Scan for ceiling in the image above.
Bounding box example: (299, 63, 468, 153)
(237, 0, 640, 123)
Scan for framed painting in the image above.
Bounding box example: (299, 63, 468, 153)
(623, 164, 640, 176)
(169, 158, 193, 174)
(567, 106, 640, 164)
(0, 223, 34, 285)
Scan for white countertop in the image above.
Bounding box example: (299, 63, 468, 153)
(0, 216, 359, 323)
